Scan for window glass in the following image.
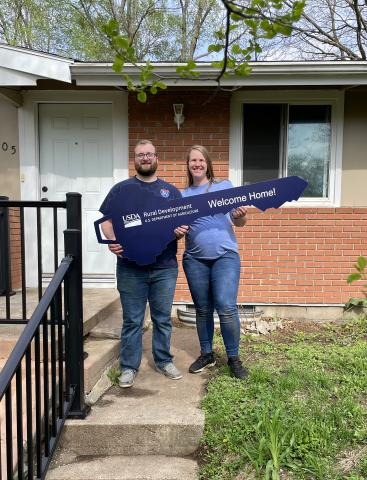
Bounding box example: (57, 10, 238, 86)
(243, 104, 283, 184)
(287, 105, 331, 197)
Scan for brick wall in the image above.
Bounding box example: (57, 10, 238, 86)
(175, 209, 366, 305)
(129, 91, 366, 306)
(128, 90, 231, 187)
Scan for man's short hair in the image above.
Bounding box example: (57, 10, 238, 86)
(134, 139, 155, 149)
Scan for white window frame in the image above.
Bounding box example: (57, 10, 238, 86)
(229, 90, 344, 207)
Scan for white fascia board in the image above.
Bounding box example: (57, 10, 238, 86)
(71, 61, 367, 87)
(0, 45, 72, 83)
(0, 66, 37, 86)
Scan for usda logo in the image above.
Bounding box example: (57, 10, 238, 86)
(122, 213, 142, 228)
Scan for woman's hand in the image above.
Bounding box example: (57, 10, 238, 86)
(230, 206, 247, 227)
(174, 225, 190, 239)
(108, 243, 123, 257)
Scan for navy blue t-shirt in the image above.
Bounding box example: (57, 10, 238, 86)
(99, 176, 182, 268)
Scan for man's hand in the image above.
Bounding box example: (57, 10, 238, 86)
(174, 225, 190, 239)
(108, 243, 123, 257)
(230, 206, 247, 227)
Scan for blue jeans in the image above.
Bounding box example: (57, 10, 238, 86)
(116, 263, 178, 371)
(183, 250, 241, 357)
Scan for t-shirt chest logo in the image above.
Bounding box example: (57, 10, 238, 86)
(160, 188, 170, 198)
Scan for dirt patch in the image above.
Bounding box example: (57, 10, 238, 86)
(336, 445, 367, 474)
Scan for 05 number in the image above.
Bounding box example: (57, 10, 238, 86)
(2, 142, 17, 154)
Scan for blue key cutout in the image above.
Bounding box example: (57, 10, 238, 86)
(95, 176, 308, 265)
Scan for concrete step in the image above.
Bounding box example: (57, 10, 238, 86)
(89, 304, 150, 340)
(89, 312, 122, 340)
(84, 337, 120, 394)
(56, 328, 206, 458)
(83, 289, 120, 336)
(0, 288, 120, 361)
(47, 454, 198, 480)
(84, 305, 151, 396)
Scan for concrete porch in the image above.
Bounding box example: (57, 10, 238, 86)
(0, 288, 121, 390)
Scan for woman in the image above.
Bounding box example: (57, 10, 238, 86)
(175, 145, 248, 380)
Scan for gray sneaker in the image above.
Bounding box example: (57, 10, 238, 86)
(118, 369, 137, 388)
(156, 362, 183, 380)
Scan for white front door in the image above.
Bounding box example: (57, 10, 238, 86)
(39, 103, 115, 283)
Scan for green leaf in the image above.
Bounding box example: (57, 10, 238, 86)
(208, 43, 224, 53)
(126, 80, 135, 91)
(357, 256, 367, 271)
(187, 59, 196, 70)
(231, 44, 242, 55)
(103, 19, 119, 37)
(112, 56, 124, 73)
(114, 36, 130, 50)
(260, 20, 272, 31)
(214, 29, 225, 40)
(137, 91, 147, 103)
(140, 68, 152, 81)
(230, 12, 243, 22)
(347, 273, 362, 284)
(346, 297, 367, 307)
(211, 60, 224, 69)
(273, 22, 292, 36)
(293, 1, 306, 19)
(229, 24, 240, 32)
(245, 19, 257, 29)
(155, 81, 167, 90)
(235, 63, 251, 77)
(126, 47, 136, 60)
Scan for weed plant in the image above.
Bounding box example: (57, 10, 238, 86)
(107, 366, 120, 386)
(200, 316, 367, 480)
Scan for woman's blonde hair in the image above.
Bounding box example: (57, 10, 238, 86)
(186, 145, 216, 187)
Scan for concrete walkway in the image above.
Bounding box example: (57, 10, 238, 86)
(1, 288, 208, 479)
(47, 325, 208, 480)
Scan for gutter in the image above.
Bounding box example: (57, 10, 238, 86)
(71, 61, 367, 87)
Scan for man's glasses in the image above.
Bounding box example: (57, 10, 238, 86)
(135, 152, 156, 159)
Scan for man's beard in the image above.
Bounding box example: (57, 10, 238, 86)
(135, 161, 158, 177)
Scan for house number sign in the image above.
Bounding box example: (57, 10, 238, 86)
(1, 142, 17, 154)
(95, 176, 308, 265)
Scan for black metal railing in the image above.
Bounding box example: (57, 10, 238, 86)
(0, 194, 82, 322)
(0, 194, 86, 480)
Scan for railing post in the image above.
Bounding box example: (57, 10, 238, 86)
(0, 196, 14, 296)
(64, 191, 87, 418)
(66, 192, 82, 230)
(64, 228, 86, 418)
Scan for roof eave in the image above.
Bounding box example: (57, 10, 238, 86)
(0, 44, 73, 84)
(71, 61, 367, 87)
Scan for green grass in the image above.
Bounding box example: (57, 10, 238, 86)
(199, 316, 367, 480)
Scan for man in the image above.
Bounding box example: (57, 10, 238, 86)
(99, 139, 182, 388)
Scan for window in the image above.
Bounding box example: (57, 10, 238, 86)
(243, 103, 331, 198)
(230, 91, 344, 206)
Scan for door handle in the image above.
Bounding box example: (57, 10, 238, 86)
(41, 185, 48, 200)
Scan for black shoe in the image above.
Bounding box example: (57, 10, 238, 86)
(189, 352, 216, 373)
(228, 356, 248, 380)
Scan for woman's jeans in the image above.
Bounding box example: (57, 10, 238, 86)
(183, 250, 241, 357)
(116, 263, 178, 371)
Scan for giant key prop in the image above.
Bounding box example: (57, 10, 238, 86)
(95, 176, 308, 265)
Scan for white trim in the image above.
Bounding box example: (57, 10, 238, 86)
(0, 44, 72, 84)
(229, 90, 344, 207)
(71, 61, 367, 87)
(19, 90, 128, 286)
(0, 67, 39, 86)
